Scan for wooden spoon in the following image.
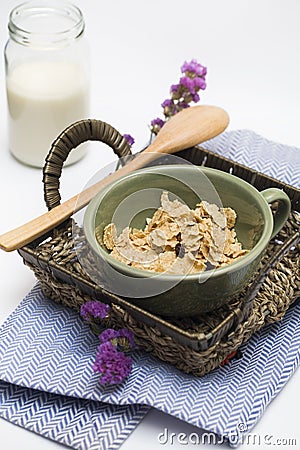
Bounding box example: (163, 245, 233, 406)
(0, 105, 229, 252)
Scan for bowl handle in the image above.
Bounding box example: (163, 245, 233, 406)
(260, 188, 291, 239)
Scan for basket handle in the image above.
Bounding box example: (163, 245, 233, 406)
(43, 119, 132, 210)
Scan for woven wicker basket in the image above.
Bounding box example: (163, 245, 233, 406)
(18, 119, 300, 376)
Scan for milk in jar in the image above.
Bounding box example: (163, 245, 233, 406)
(5, 1, 90, 167)
(7, 61, 89, 167)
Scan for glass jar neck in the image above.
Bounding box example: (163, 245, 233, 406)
(8, 0, 84, 48)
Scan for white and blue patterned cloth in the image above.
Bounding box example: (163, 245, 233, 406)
(0, 378, 149, 450)
(204, 129, 300, 189)
(0, 130, 299, 449)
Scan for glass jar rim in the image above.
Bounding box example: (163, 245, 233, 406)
(8, 0, 85, 47)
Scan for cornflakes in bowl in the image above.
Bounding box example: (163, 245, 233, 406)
(101, 191, 249, 275)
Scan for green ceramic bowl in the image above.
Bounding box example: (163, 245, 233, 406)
(83, 165, 291, 317)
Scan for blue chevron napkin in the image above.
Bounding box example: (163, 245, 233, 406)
(0, 130, 299, 449)
(204, 129, 300, 188)
(0, 378, 149, 449)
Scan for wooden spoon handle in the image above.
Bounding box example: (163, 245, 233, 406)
(0, 105, 229, 252)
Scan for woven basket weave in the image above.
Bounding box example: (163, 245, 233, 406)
(19, 119, 300, 376)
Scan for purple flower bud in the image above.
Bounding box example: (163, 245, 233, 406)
(179, 76, 195, 93)
(150, 117, 165, 128)
(197, 65, 207, 77)
(181, 59, 207, 77)
(193, 77, 207, 90)
(162, 100, 176, 118)
(177, 101, 190, 110)
(170, 84, 180, 92)
(192, 93, 200, 103)
(117, 328, 135, 349)
(99, 328, 118, 343)
(80, 301, 110, 320)
(93, 341, 132, 385)
(161, 99, 173, 108)
(170, 83, 182, 100)
(123, 134, 135, 147)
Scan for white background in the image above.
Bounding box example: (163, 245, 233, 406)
(0, 0, 299, 449)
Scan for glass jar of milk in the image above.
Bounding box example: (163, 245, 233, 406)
(4, 0, 90, 167)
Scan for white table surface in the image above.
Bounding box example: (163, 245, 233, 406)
(0, 0, 299, 449)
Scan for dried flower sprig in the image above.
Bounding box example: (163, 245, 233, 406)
(80, 301, 110, 320)
(123, 133, 135, 147)
(93, 341, 133, 385)
(80, 301, 135, 386)
(122, 59, 207, 146)
(150, 59, 207, 135)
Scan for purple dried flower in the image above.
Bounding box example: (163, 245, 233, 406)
(198, 65, 207, 77)
(150, 117, 165, 128)
(123, 134, 135, 147)
(93, 341, 132, 385)
(193, 77, 207, 90)
(150, 117, 165, 134)
(161, 100, 177, 118)
(161, 99, 173, 108)
(150, 59, 207, 134)
(170, 83, 180, 93)
(117, 328, 135, 349)
(80, 301, 110, 320)
(177, 101, 190, 110)
(170, 83, 182, 101)
(99, 328, 118, 343)
(191, 93, 200, 103)
(179, 76, 195, 93)
(181, 59, 207, 77)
